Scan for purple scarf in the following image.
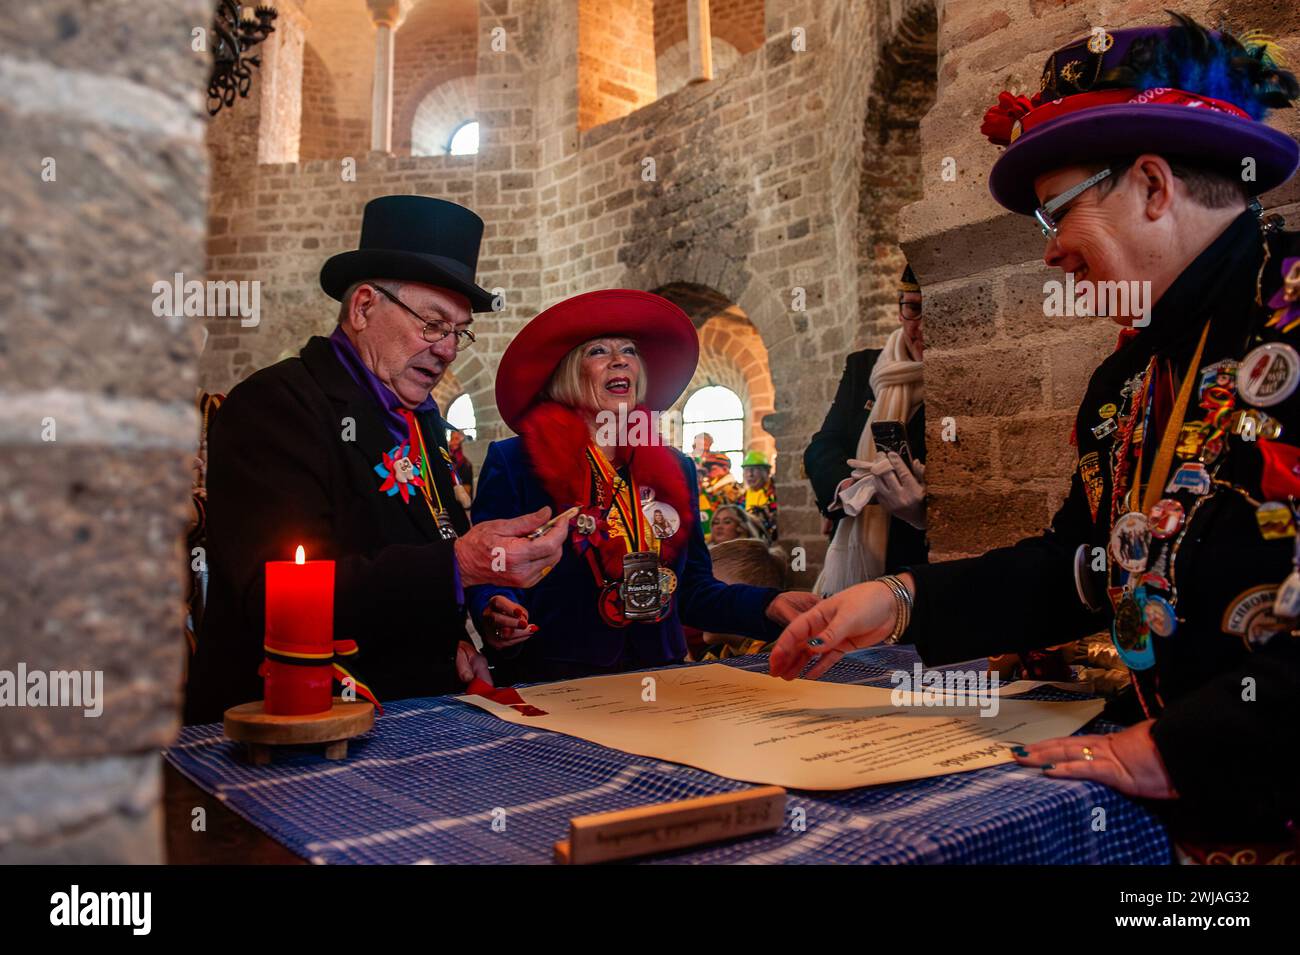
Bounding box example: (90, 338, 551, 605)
(329, 326, 439, 445)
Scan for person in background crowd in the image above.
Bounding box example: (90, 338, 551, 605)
(741, 450, 778, 542)
(447, 427, 474, 512)
(692, 431, 714, 465)
(805, 263, 928, 595)
(709, 502, 767, 545)
(698, 450, 744, 539)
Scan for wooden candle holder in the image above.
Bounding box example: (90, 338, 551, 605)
(223, 698, 374, 765)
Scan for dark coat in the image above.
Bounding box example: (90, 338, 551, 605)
(804, 348, 930, 572)
(467, 436, 782, 684)
(908, 211, 1300, 841)
(184, 336, 470, 724)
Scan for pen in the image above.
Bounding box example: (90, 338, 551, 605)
(526, 505, 580, 539)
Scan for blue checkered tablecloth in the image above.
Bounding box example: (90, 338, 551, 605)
(164, 648, 1172, 864)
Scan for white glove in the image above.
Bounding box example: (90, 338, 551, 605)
(868, 453, 927, 529)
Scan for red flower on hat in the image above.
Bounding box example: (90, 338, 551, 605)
(981, 91, 1041, 146)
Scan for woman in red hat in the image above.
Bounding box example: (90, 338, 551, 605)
(468, 289, 818, 683)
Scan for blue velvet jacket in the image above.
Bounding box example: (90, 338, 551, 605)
(467, 434, 782, 683)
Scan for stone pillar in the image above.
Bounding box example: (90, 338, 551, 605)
(367, 0, 410, 153)
(0, 0, 210, 862)
(256, 0, 310, 164)
(686, 0, 713, 84)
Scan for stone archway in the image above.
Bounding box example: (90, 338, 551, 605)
(653, 282, 776, 466)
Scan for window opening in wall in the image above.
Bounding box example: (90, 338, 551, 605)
(448, 120, 479, 156)
(682, 385, 744, 473)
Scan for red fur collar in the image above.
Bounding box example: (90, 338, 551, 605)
(518, 401, 695, 564)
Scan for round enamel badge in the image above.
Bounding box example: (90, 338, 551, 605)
(1237, 342, 1300, 408)
(644, 501, 681, 539)
(1109, 511, 1151, 574)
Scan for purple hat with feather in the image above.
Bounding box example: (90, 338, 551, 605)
(981, 13, 1300, 214)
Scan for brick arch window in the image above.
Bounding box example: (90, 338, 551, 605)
(410, 75, 478, 157)
(682, 385, 744, 474)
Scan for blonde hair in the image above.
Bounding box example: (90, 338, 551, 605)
(543, 338, 648, 410)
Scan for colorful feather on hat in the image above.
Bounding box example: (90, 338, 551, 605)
(1104, 12, 1299, 120)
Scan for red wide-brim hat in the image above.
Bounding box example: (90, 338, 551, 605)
(495, 289, 700, 433)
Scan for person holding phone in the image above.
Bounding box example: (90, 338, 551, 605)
(804, 263, 927, 594)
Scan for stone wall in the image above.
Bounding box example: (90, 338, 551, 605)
(300, 41, 370, 161)
(653, 0, 766, 54)
(393, 0, 478, 155)
(577, 0, 658, 131)
(900, 0, 1300, 561)
(0, 0, 210, 862)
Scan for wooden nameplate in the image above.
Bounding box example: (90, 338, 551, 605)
(223, 698, 374, 765)
(553, 786, 786, 864)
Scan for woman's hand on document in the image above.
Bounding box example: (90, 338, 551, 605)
(768, 577, 909, 680)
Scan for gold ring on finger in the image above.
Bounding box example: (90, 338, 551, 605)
(1082, 746, 1095, 762)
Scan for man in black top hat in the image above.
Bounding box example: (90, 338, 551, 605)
(184, 196, 569, 724)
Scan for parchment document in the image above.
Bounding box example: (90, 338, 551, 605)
(458, 664, 1103, 790)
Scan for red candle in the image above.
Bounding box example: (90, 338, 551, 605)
(263, 545, 335, 715)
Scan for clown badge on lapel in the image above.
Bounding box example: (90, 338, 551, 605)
(374, 442, 425, 503)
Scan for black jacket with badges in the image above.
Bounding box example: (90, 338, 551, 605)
(907, 210, 1300, 840)
(184, 336, 470, 725)
(805, 348, 930, 573)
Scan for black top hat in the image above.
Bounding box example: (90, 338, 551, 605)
(320, 195, 495, 312)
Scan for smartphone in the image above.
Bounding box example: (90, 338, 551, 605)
(870, 421, 913, 467)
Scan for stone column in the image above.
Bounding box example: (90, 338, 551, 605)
(256, 0, 310, 164)
(0, 0, 210, 862)
(686, 0, 713, 84)
(366, 0, 410, 153)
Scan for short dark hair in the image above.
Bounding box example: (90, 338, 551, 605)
(1091, 156, 1249, 209)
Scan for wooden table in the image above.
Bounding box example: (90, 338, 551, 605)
(164, 761, 302, 865)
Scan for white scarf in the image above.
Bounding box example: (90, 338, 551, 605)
(815, 327, 923, 595)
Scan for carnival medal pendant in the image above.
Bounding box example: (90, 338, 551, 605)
(598, 581, 629, 628)
(1274, 534, 1300, 619)
(1111, 586, 1156, 671)
(435, 510, 458, 541)
(659, 566, 677, 598)
(620, 551, 664, 622)
(1274, 570, 1300, 618)
(1142, 593, 1178, 638)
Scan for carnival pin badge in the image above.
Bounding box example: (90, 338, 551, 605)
(1238, 342, 1300, 408)
(374, 442, 425, 503)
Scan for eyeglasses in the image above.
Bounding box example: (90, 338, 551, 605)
(372, 284, 476, 350)
(1034, 167, 1112, 240)
(898, 301, 922, 320)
